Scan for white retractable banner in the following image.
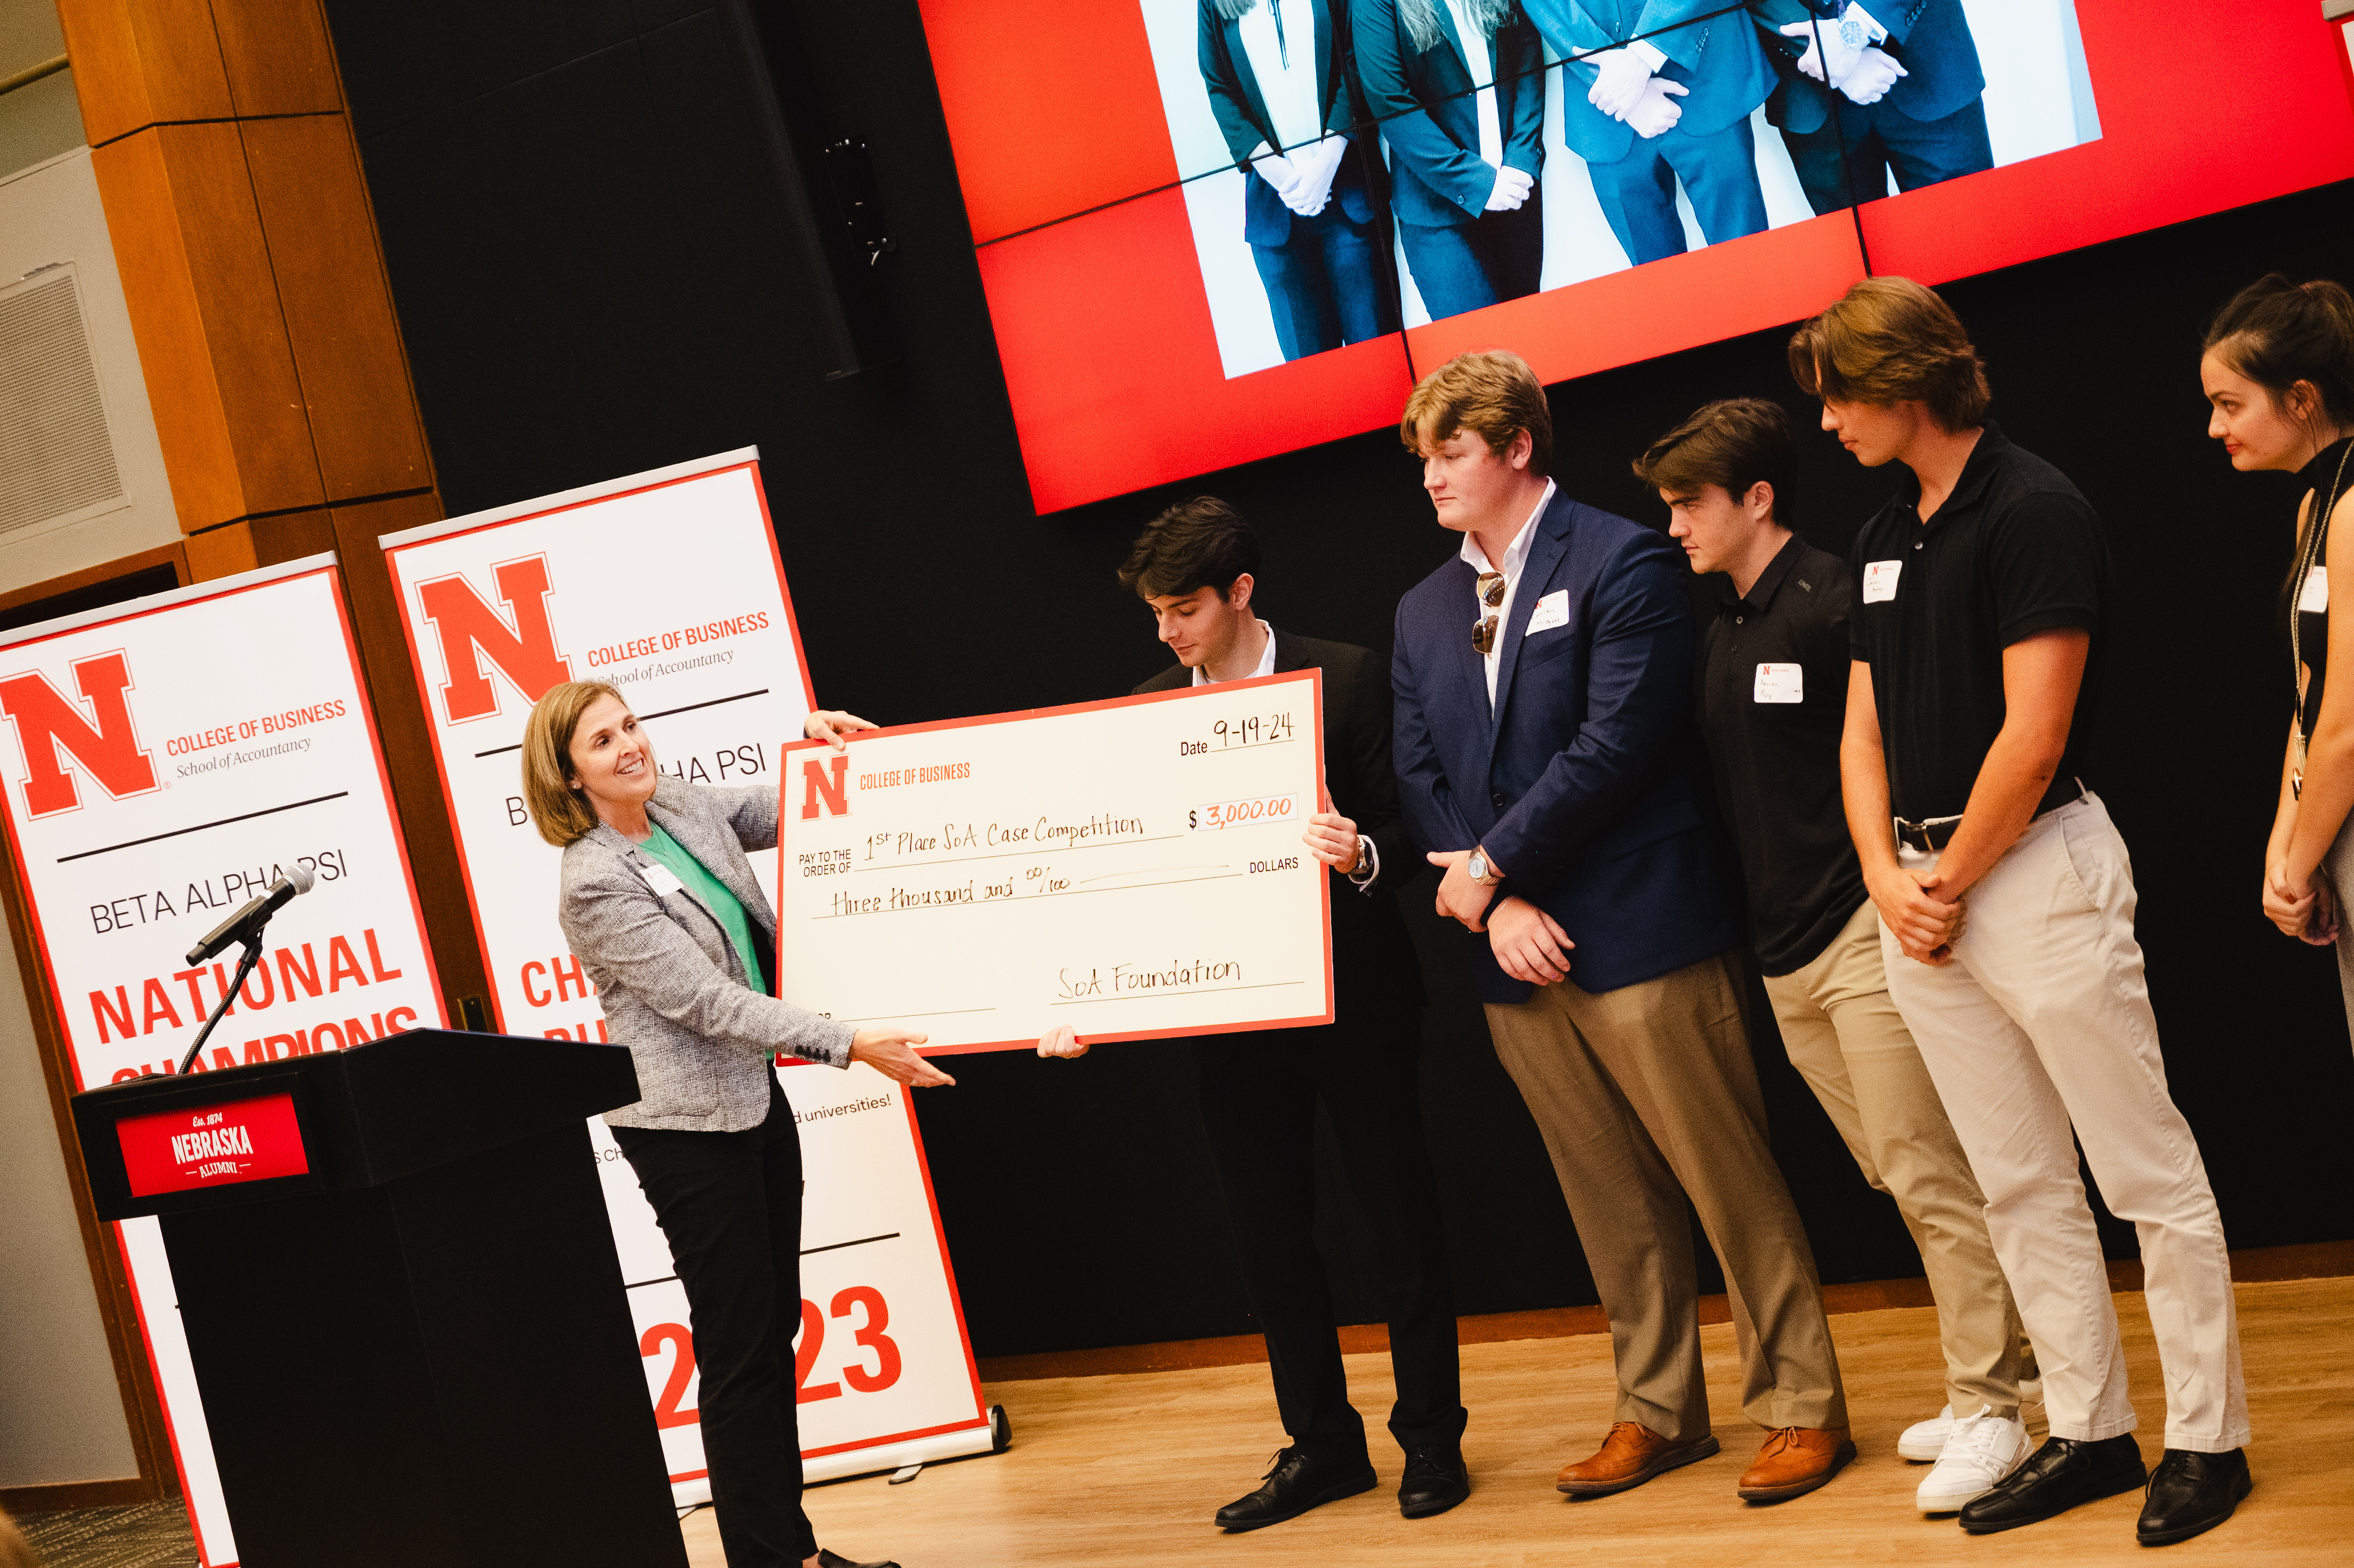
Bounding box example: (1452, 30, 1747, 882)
(380, 450, 993, 1501)
(0, 556, 448, 1567)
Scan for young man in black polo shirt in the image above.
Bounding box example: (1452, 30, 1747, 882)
(1794, 279, 2251, 1546)
(1636, 398, 2032, 1517)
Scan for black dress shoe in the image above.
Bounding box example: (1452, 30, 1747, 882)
(1959, 1435, 2147, 1534)
(816, 1552, 900, 1568)
(1397, 1444, 1470, 1519)
(1213, 1446, 1378, 1532)
(2137, 1448, 2251, 1546)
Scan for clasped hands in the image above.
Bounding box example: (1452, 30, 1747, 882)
(1867, 863, 1967, 965)
(1037, 810, 1374, 1061)
(1778, 20, 1906, 105)
(1585, 46, 1688, 139)
(1427, 848, 1575, 987)
(1253, 135, 1351, 217)
(2263, 859, 2339, 946)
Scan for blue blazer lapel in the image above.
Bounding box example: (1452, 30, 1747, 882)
(1437, 559, 1493, 729)
(1488, 495, 1576, 745)
(1313, 0, 1335, 126)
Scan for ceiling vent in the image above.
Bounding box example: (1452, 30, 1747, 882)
(0, 264, 124, 537)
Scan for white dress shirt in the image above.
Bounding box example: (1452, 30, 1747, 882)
(1459, 478, 1557, 705)
(1442, 0, 1505, 170)
(1236, 0, 1323, 152)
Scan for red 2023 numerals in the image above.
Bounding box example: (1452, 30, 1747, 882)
(640, 1286, 903, 1428)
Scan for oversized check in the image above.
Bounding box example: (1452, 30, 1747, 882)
(775, 670, 1334, 1051)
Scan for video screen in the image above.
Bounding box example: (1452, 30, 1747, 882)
(1147, 1, 2099, 380)
(917, 1, 2354, 511)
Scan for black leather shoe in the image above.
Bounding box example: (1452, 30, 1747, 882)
(1397, 1444, 1470, 1519)
(816, 1552, 900, 1568)
(2137, 1448, 2251, 1546)
(1959, 1435, 2147, 1534)
(1213, 1447, 1378, 1532)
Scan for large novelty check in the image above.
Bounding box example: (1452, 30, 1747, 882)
(774, 670, 1334, 1052)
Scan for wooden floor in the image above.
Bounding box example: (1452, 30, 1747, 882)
(677, 1276, 2354, 1567)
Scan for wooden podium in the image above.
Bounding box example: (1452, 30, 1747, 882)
(70, 1030, 688, 1568)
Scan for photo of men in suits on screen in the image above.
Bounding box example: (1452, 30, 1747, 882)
(1139, 0, 2100, 379)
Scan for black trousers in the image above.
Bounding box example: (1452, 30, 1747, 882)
(1784, 95, 1995, 216)
(1196, 1017, 1464, 1464)
(613, 1079, 814, 1567)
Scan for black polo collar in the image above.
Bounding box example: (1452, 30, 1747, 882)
(1894, 422, 2010, 533)
(1719, 530, 1807, 617)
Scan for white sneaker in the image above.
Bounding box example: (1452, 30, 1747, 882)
(1898, 1404, 1954, 1462)
(1914, 1406, 2031, 1513)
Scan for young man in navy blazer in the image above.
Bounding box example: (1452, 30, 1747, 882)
(1522, 0, 1775, 267)
(1351, 0, 1546, 321)
(1389, 351, 1853, 1504)
(1199, 0, 1402, 361)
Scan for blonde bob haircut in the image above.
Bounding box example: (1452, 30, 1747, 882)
(521, 680, 633, 847)
(1787, 276, 1991, 432)
(1400, 349, 1553, 475)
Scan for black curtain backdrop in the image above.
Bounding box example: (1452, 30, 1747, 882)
(322, 0, 2354, 1357)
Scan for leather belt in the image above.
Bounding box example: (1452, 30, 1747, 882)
(1894, 778, 2086, 854)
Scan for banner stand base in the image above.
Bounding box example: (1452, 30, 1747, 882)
(670, 1407, 1011, 1507)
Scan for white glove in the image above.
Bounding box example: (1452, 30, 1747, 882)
(1781, 17, 1869, 89)
(1585, 46, 1656, 120)
(1285, 135, 1350, 216)
(1485, 164, 1535, 211)
(1251, 146, 1302, 198)
(1836, 45, 1906, 104)
(1622, 76, 1688, 139)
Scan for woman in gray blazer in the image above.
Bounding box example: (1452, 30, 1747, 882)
(523, 680, 946, 1568)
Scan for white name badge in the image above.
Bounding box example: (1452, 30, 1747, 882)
(1754, 663, 1803, 703)
(1524, 589, 1569, 635)
(639, 861, 687, 898)
(2303, 565, 2329, 613)
(1862, 560, 1902, 603)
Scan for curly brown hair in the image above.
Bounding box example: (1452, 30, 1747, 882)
(1788, 277, 1990, 432)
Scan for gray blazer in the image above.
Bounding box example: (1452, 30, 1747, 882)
(557, 775, 853, 1132)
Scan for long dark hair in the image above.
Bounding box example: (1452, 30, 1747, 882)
(2205, 275, 2354, 639)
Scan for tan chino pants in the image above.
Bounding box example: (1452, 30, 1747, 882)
(1484, 951, 1847, 1441)
(1766, 898, 2025, 1418)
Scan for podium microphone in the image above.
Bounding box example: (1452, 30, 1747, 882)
(186, 863, 316, 967)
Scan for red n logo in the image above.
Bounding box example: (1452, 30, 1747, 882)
(800, 754, 849, 818)
(0, 651, 159, 817)
(415, 555, 572, 724)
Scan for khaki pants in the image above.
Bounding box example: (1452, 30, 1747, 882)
(1887, 794, 2249, 1453)
(1484, 951, 1847, 1441)
(1766, 899, 2025, 1418)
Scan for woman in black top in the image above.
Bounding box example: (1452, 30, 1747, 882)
(2202, 276, 2354, 1023)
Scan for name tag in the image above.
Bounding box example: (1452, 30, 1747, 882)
(1754, 663, 1803, 703)
(639, 861, 687, 898)
(1524, 589, 1569, 635)
(1862, 560, 1902, 603)
(2302, 565, 2329, 613)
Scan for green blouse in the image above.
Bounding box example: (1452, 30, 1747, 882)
(640, 822, 769, 995)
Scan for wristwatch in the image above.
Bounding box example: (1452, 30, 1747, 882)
(1465, 847, 1501, 886)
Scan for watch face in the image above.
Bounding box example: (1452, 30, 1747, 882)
(1468, 853, 1488, 882)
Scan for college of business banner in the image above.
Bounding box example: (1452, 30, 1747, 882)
(0, 556, 446, 1568)
(380, 449, 995, 1500)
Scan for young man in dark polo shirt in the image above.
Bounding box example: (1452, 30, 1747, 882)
(1793, 279, 2252, 1546)
(1635, 397, 2031, 1517)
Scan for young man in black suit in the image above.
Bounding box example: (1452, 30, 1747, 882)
(1039, 496, 1468, 1531)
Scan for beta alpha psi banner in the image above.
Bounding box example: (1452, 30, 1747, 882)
(0, 556, 446, 1567)
(380, 449, 993, 1498)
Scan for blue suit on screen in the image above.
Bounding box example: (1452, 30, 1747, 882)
(1523, 0, 1773, 267)
(1200, 0, 1402, 360)
(1746, 0, 1992, 214)
(1350, 0, 1546, 321)
(1391, 488, 1743, 1003)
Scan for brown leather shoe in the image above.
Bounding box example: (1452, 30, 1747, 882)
(1736, 1427, 1856, 1502)
(1555, 1421, 1721, 1497)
